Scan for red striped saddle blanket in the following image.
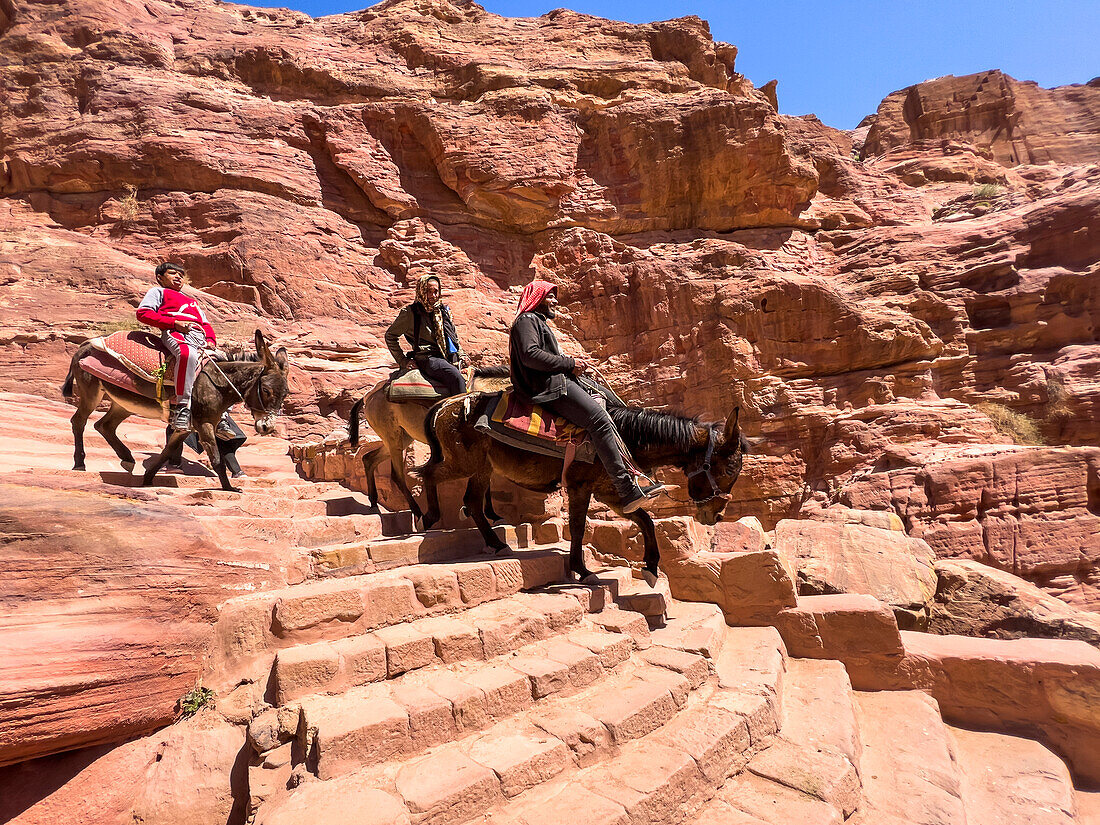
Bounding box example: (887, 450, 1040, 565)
(473, 391, 595, 462)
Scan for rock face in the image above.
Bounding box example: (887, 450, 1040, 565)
(863, 71, 1100, 166)
(932, 559, 1100, 646)
(773, 518, 938, 630)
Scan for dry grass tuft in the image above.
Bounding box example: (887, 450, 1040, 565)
(116, 183, 139, 223)
(976, 401, 1045, 446)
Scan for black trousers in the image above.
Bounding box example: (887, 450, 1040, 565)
(417, 355, 466, 395)
(165, 416, 246, 476)
(542, 378, 636, 498)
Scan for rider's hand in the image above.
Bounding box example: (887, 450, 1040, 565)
(572, 358, 590, 375)
(175, 320, 196, 334)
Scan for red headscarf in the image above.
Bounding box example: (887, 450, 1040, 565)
(515, 280, 556, 319)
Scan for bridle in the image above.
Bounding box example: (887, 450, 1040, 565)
(684, 426, 725, 505)
(208, 358, 272, 416)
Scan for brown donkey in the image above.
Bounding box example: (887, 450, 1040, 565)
(62, 329, 290, 493)
(419, 395, 752, 580)
(347, 367, 511, 525)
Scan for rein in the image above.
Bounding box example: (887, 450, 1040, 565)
(684, 427, 723, 504)
(208, 359, 267, 414)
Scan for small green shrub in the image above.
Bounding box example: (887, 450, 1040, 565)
(976, 401, 1045, 445)
(177, 685, 215, 719)
(972, 183, 1001, 202)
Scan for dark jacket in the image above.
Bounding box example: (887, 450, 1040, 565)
(509, 311, 576, 403)
(385, 303, 462, 366)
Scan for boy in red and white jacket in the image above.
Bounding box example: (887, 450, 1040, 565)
(136, 262, 221, 431)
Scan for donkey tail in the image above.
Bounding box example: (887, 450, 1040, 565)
(61, 344, 88, 399)
(349, 396, 364, 449)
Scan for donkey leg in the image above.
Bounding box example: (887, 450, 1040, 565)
(360, 446, 384, 509)
(142, 430, 190, 487)
(464, 473, 507, 554)
(484, 485, 504, 525)
(386, 444, 423, 523)
(626, 508, 661, 586)
(94, 404, 136, 472)
(196, 421, 237, 493)
(566, 482, 594, 580)
(70, 378, 102, 471)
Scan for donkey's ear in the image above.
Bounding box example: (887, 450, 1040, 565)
(274, 347, 289, 371)
(255, 329, 273, 362)
(722, 406, 740, 445)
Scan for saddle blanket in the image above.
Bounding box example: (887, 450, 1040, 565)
(473, 391, 595, 462)
(79, 349, 160, 399)
(89, 330, 174, 385)
(387, 368, 448, 402)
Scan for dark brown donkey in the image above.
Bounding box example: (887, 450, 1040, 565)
(419, 396, 752, 580)
(62, 329, 290, 493)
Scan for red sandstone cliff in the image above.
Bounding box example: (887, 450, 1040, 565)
(1, 0, 1099, 607)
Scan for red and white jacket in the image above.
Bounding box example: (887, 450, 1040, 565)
(136, 287, 216, 346)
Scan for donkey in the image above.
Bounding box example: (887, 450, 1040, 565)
(62, 329, 290, 493)
(419, 395, 751, 581)
(347, 366, 511, 524)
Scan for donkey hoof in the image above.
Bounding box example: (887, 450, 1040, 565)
(120, 461, 135, 473)
(640, 569, 659, 588)
(73, 464, 86, 472)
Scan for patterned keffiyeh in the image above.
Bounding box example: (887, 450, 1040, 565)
(415, 274, 448, 358)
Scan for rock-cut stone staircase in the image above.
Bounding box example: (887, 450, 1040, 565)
(186, 488, 1096, 825)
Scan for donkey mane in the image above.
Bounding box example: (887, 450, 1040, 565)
(608, 406, 714, 454)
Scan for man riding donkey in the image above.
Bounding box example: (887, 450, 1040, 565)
(386, 273, 466, 397)
(510, 280, 666, 514)
(136, 262, 234, 438)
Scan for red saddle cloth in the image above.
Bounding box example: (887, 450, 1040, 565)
(80, 330, 175, 399)
(489, 390, 585, 443)
(474, 390, 594, 462)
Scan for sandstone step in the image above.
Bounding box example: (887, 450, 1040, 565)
(948, 725, 1076, 825)
(583, 568, 669, 622)
(312, 526, 541, 575)
(213, 551, 569, 681)
(713, 626, 787, 729)
(776, 593, 904, 661)
(196, 513, 385, 549)
(1076, 790, 1100, 823)
(649, 600, 728, 660)
(271, 591, 586, 705)
(730, 656, 863, 821)
(295, 631, 698, 783)
(174, 488, 332, 518)
(781, 658, 861, 767)
(852, 690, 966, 825)
(253, 600, 735, 824)
(709, 771, 843, 825)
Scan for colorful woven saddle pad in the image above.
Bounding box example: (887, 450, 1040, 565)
(88, 330, 174, 384)
(387, 368, 448, 402)
(473, 391, 595, 462)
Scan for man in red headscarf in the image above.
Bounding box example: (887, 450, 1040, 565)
(510, 280, 661, 513)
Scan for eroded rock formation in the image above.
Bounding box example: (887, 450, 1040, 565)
(2, 1, 1100, 788)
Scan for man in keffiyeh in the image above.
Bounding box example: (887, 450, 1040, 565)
(385, 273, 466, 395)
(509, 280, 665, 514)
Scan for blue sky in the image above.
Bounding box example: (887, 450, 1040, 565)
(252, 0, 1100, 129)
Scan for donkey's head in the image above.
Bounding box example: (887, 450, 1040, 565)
(247, 329, 290, 435)
(682, 406, 750, 526)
